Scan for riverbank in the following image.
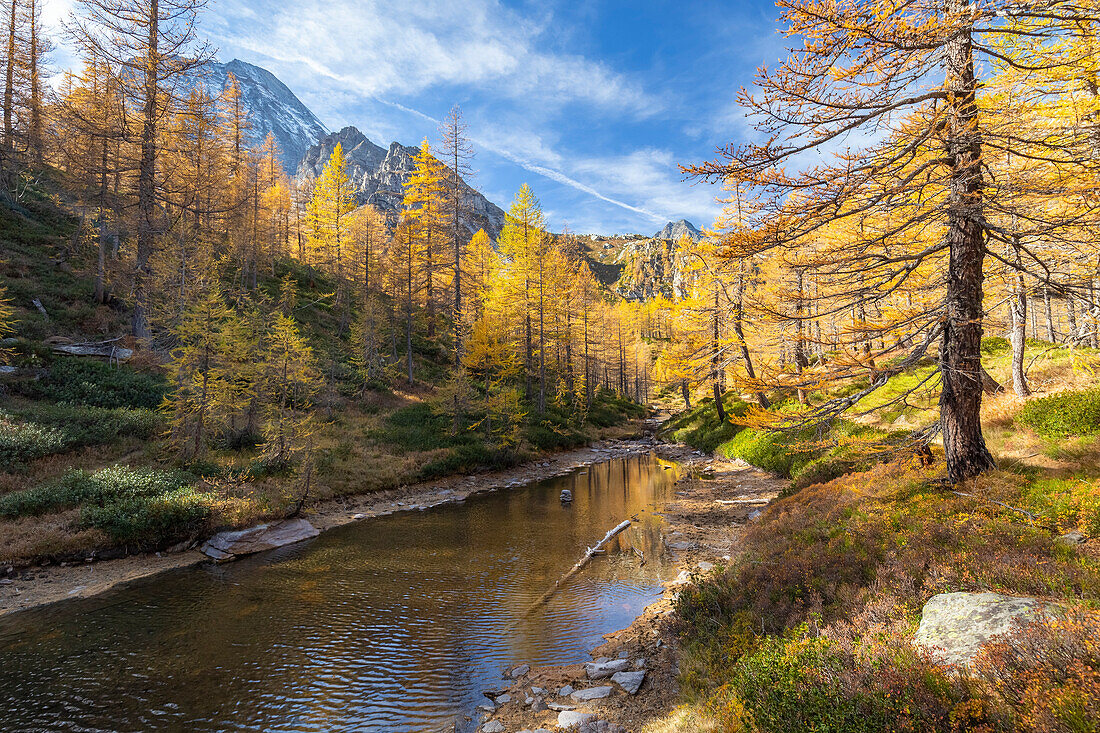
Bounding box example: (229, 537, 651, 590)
(0, 435, 660, 619)
(478, 443, 786, 733)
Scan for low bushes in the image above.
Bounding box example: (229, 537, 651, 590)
(81, 486, 213, 546)
(718, 427, 818, 478)
(0, 404, 161, 469)
(0, 465, 194, 518)
(9, 358, 167, 409)
(1021, 477, 1100, 535)
(665, 394, 749, 454)
(674, 461, 1100, 732)
(1017, 388, 1100, 438)
(0, 465, 212, 549)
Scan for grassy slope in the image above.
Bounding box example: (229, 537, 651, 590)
(0, 187, 646, 566)
(654, 342, 1100, 732)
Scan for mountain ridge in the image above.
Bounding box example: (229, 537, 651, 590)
(297, 126, 507, 239)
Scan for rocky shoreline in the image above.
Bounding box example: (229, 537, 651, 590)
(470, 445, 786, 733)
(0, 436, 660, 619)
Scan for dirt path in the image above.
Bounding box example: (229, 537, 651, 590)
(0, 437, 658, 620)
(480, 444, 786, 733)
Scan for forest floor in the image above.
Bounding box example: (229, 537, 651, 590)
(481, 443, 785, 733)
(0, 431, 654, 618)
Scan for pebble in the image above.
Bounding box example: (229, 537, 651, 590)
(547, 701, 575, 712)
(1058, 531, 1087, 545)
(633, 657, 646, 669)
(558, 685, 574, 696)
(495, 693, 511, 704)
(508, 663, 530, 679)
(482, 722, 505, 733)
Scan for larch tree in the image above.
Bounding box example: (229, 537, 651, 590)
(437, 105, 474, 362)
(685, 0, 1100, 482)
(67, 0, 214, 339)
(497, 183, 548, 409)
(306, 142, 356, 304)
(403, 138, 446, 339)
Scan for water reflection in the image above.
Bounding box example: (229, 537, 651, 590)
(0, 453, 678, 732)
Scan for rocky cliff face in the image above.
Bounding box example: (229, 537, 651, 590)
(298, 126, 506, 239)
(193, 59, 329, 171)
(579, 220, 703, 301)
(653, 219, 703, 243)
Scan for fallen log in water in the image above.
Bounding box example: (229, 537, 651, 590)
(522, 519, 632, 616)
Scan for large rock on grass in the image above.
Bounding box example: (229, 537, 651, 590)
(914, 592, 1053, 667)
(200, 518, 319, 561)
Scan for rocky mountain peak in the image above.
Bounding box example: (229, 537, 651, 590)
(189, 59, 329, 171)
(653, 219, 703, 242)
(297, 127, 505, 238)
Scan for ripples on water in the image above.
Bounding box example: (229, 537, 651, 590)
(0, 453, 679, 732)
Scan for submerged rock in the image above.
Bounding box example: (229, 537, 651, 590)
(199, 518, 319, 561)
(914, 592, 1054, 667)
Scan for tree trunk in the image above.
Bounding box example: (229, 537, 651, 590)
(1009, 246, 1029, 397)
(940, 0, 995, 483)
(1044, 285, 1056, 342)
(2, 0, 16, 180)
(681, 379, 691, 410)
(133, 1, 159, 340)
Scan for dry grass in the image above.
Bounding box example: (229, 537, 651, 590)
(0, 509, 107, 565)
(640, 705, 720, 733)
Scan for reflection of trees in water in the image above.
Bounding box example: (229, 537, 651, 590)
(0, 453, 682, 733)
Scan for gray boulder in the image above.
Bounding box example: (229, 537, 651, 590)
(585, 659, 629, 679)
(611, 670, 646, 695)
(481, 722, 505, 733)
(200, 518, 319, 561)
(914, 592, 1053, 667)
(557, 711, 595, 728)
(570, 686, 613, 702)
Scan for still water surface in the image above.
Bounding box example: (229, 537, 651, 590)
(0, 453, 679, 732)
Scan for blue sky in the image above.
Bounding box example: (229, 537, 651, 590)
(45, 0, 786, 235)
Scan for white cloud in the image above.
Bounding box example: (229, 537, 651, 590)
(571, 148, 723, 229)
(207, 0, 657, 117)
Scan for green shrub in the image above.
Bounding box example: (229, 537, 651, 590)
(81, 486, 213, 546)
(0, 465, 194, 518)
(418, 443, 517, 480)
(0, 418, 68, 469)
(587, 390, 646, 428)
(730, 628, 959, 732)
(10, 358, 166, 409)
(719, 427, 819, 478)
(0, 405, 161, 469)
(1018, 388, 1100, 438)
(790, 454, 869, 491)
(377, 403, 460, 452)
(981, 336, 1011, 354)
(666, 393, 749, 453)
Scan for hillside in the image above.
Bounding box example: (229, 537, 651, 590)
(0, 182, 645, 569)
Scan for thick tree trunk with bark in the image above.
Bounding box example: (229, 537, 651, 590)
(132, 2, 159, 339)
(939, 2, 996, 483)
